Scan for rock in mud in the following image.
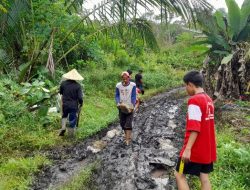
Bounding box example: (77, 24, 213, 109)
(106, 129, 120, 139)
(59, 164, 67, 172)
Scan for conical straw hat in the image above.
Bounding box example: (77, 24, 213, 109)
(62, 69, 84, 81)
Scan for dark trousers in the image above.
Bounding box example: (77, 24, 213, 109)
(119, 110, 133, 130)
(62, 107, 77, 128)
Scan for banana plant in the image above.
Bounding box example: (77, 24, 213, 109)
(197, 0, 250, 99)
(197, 0, 250, 55)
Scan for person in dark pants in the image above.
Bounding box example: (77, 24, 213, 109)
(135, 70, 144, 95)
(175, 71, 217, 190)
(115, 71, 136, 145)
(59, 69, 83, 137)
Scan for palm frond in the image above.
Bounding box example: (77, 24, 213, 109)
(65, 0, 84, 13)
(127, 18, 159, 50)
(0, 0, 30, 51)
(0, 49, 14, 69)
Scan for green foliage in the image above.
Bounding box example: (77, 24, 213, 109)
(81, 40, 105, 63)
(143, 66, 184, 89)
(240, 0, 250, 31)
(0, 155, 50, 190)
(77, 94, 117, 139)
(99, 37, 121, 54)
(210, 131, 250, 189)
(153, 33, 207, 70)
(235, 100, 250, 107)
(21, 80, 51, 105)
(114, 49, 131, 67)
(0, 78, 27, 124)
(0, 0, 8, 13)
(128, 39, 144, 56)
(226, 0, 241, 38)
(214, 11, 226, 31)
(60, 162, 99, 190)
(0, 76, 61, 159)
(0, 0, 218, 189)
(198, 0, 250, 56)
(193, 109, 250, 190)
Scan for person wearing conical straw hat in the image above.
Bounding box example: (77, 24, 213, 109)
(59, 69, 84, 137)
(115, 71, 136, 146)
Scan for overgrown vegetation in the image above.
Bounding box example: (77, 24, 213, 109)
(0, 155, 50, 190)
(59, 162, 99, 190)
(197, 0, 250, 99)
(0, 0, 249, 189)
(191, 105, 250, 190)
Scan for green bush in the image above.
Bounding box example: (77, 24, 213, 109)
(0, 155, 50, 190)
(210, 131, 250, 189)
(192, 129, 250, 190)
(114, 49, 131, 67)
(0, 79, 27, 124)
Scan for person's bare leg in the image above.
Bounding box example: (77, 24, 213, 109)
(127, 130, 132, 145)
(174, 171, 190, 190)
(124, 130, 129, 145)
(200, 173, 211, 190)
(134, 101, 139, 112)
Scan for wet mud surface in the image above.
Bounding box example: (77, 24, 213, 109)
(31, 88, 186, 190)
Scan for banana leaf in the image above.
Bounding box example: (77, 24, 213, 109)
(226, 0, 241, 38)
(240, 0, 250, 31)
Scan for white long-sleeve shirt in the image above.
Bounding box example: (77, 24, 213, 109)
(115, 82, 136, 107)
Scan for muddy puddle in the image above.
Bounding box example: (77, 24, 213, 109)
(31, 88, 186, 190)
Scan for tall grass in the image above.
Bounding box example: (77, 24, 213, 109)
(210, 129, 250, 190)
(191, 126, 250, 190)
(0, 155, 50, 190)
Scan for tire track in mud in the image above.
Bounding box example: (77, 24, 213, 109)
(31, 88, 185, 190)
(93, 88, 185, 190)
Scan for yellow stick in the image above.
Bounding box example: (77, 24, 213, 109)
(179, 160, 185, 174)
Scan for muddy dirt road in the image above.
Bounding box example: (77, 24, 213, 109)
(32, 88, 186, 190)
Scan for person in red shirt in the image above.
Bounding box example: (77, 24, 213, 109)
(175, 70, 217, 190)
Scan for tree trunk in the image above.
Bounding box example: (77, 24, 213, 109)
(203, 43, 250, 100)
(202, 55, 215, 98)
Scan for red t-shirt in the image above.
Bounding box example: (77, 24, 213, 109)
(180, 93, 217, 164)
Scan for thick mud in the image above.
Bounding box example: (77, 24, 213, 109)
(31, 88, 186, 190)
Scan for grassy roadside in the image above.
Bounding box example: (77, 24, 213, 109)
(0, 62, 185, 189)
(191, 104, 250, 190)
(0, 155, 50, 190)
(59, 162, 99, 190)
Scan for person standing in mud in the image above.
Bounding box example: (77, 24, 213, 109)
(59, 69, 84, 137)
(115, 71, 136, 145)
(175, 71, 216, 190)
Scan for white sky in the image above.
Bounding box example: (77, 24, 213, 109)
(84, 0, 245, 10)
(209, 0, 244, 10)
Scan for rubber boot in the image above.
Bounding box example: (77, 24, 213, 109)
(68, 127, 75, 138)
(59, 118, 67, 136)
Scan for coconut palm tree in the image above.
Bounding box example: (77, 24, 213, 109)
(0, 0, 212, 82)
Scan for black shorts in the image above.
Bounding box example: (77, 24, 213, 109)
(175, 157, 214, 176)
(119, 110, 133, 130)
